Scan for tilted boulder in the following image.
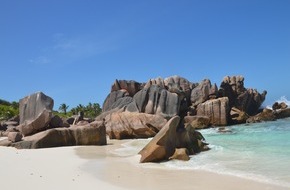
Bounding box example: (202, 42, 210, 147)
(132, 85, 180, 118)
(139, 116, 209, 163)
(105, 112, 167, 139)
(18, 92, 54, 136)
(196, 97, 230, 126)
(11, 121, 106, 149)
(219, 76, 266, 116)
(191, 79, 218, 107)
(139, 116, 180, 163)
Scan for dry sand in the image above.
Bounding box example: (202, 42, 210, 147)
(0, 139, 288, 190)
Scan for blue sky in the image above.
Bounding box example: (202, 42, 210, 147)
(1, 0, 289, 109)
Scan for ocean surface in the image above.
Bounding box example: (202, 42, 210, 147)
(113, 118, 290, 188)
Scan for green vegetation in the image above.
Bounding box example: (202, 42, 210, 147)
(0, 98, 102, 120)
(57, 102, 102, 119)
(0, 99, 19, 121)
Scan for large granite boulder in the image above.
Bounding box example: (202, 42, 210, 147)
(219, 76, 266, 116)
(131, 85, 180, 118)
(11, 121, 106, 149)
(196, 97, 230, 126)
(105, 112, 167, 139)
(139, 116, 180, 163)
(18, 92, 54, 136)
(139, 116, 209, 163)
(191, 79, 218, 107)
(102, 90, 130, 112)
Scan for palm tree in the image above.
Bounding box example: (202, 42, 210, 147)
(59, 103, 69, 115)
(92, 103, 102, 116)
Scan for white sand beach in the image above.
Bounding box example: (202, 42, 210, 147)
(0, 139, 288, 190)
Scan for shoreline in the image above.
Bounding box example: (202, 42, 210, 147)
(0, 139, 288, 190)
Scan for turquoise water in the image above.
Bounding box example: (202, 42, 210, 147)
(162, 118, 290, 187)
(114, 118, 290, 187)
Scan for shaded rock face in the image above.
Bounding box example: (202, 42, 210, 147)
(18, 92, 54, 136)
(132, 85, 180, 118)
(219, 76, 266, 116)
(105, 112, 167, 139)
(196, 97, 229, 126)
(12, 121, 106, 149)
(102, 90, 130, 112)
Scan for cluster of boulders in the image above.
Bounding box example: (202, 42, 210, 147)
(0, 92, 106, 148)
(1, 75, 290, 163)
(99, 75, 267, 133)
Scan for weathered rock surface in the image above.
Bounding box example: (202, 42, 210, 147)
(18, 92, 54, 136)
(10, 121, 106, 149)
(19, 92, 53, 124)
(105, 112, 167, 139)
(19, 109, 52, 136)
(139, 116, 180, 163)
(111, 79, 143, 97)
(219, 76, 266, 116)
(102, 90, 130, 112)
(230, 107, 249, 124)
(196, 97, 229, 126)
(191, 79, 218, 107)
(184, 115, 210, 129)
(132, 85, 180, 118)
(49, 115, 70, 128)
(8, 132, 22, 142)
(139, 116, 209, 163)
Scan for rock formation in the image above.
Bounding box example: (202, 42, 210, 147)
(196, 97, 229, 126)
(105, 112, 167, 139)
(219, 76, 266, 116)
(1, 121, 106, 149)
(139, 116, 209, 163)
